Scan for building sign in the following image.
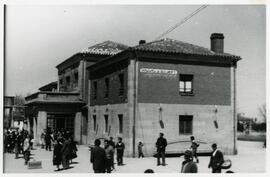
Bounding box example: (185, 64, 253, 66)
(140, 68, 178, 79)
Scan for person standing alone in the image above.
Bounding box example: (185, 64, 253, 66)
(138, 142, 144, 158)
(208, 143, 224, 173)
(155, 132, 167, 166)
(115, 137, 125, 166)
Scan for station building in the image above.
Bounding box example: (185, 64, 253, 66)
(25, 33, 241, 157)
(25, 41, 128, 145)
(86, 33, 241, 157)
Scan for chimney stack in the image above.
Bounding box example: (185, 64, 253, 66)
(210, 33, 224, 53)
(139, 40, 146, 45)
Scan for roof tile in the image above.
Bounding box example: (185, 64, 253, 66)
(80, 40, 129, 55)
(133, 38, 240, 59)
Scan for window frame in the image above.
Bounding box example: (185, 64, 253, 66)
(118, 114, 123, 134)
(118, 73, 124, 96)
(179, 74, 194, 96)
(179, 115, 193, 135)
(104, 78, 109, 98)
(93, 115, 97, 131)
(104, 115, 109, 133)
(93, 81, 97, 100)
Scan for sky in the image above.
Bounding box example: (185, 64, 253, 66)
(4, 5, 266, 120)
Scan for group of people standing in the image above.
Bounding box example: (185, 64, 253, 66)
(4, 129, 33, 165)
(155, 132, 226, 173)
(48, 129, 78, 171)
(90, 137, 125, 173)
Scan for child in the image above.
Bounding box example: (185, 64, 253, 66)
(190, 136, 199, 163)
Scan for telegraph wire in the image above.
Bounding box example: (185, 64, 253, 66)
(155, 5, 208, 40)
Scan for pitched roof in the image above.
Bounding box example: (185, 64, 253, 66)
(80, 40, 129, 55)
(132, 38, 240, 59)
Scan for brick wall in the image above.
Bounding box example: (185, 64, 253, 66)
(89, 60, 129, 106)
(138, 61, 231, 105)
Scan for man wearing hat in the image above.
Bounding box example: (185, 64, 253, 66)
(208, 143, 224, 173)
(181, 150, 198, 173)
(155, 132, 167, 166)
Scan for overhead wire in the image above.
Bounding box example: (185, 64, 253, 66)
(154, 5, 209, 41)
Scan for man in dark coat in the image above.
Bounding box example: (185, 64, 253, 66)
(109, 137, 115, 170)
(208, 143, 224, 173)
(90, 139, 106, 173)
(53, 138, 63, 171)
(45, 129, 53, 151)
(155, 132, 167, 166)
(115, 137, 125, 166)
(61, 136, 71, 170)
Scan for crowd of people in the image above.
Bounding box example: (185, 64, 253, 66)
(4, 129, 33, 165)
(43, 128, 78, 171)
(4, 128, 78, 171)
(5, 128, 232, 173)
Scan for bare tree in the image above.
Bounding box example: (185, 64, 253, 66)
(14, 94, 27, 106)
(258, 104, 266, 123)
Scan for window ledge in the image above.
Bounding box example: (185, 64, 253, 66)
(179, 92, 194, 96)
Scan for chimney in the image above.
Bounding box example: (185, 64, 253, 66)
(210, 33, 224, 53)
(139, 40, 146, 45)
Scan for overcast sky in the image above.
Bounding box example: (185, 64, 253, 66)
(4, 5, 266, 120)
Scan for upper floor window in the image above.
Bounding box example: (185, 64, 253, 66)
(119, 73, 124, 96)
(66, 76, 71, 85)
(59, 79, 63, 85)
(179, 74, 193, 95)
(104, 78, 109, 98)
(179, 115, 193, 135)
(93, 81, 97, 100)
(74, 72, 79, 82)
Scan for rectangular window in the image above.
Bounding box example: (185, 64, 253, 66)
(119, 73, 124, 96)
(179, 74, 193, 95)
(93, 81, 97, 100)
(179, 115, 193, 134)
(66, 76, 71, 85)
(82, 116, 88, 135)
(104, 78, 109, 98)
(59, 79, 63, 85)
(104, 115, 109, 133)
(118, 114, 123, 134)
(74, 72, 78, 81)
(93, 115, 97, 131)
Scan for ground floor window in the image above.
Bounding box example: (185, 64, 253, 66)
(104, 115, 109, 133)
(118, 114, 123, 134)
(82, 116, 88, 135)
(179, 115, 193, 134)
(93, 115, 96, 131)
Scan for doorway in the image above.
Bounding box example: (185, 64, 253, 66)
(47, 113, 75, 134)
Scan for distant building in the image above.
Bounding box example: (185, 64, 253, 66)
(4, 96, 25, 129)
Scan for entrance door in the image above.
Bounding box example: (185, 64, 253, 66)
(47, 114, 74, 134)
(56, 118, 65, 130)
